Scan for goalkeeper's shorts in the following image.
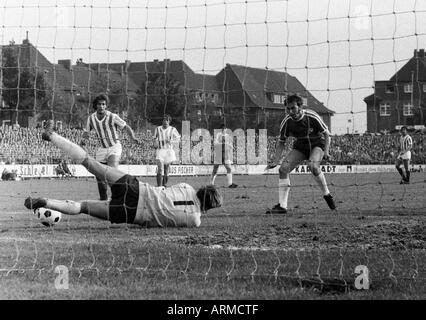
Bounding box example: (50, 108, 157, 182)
(109, 174, 138, 224)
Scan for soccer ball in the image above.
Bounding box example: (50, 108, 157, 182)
(34, 207, 62, 227)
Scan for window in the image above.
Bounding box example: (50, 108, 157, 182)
(423, 83, 426, 93)
(273, 94, 280, 104)
(385, 85, 394, 93)
(403, 102, 414, 116)
(379, 103, 391, 116)
(273, 94, 286, 104)
(404, 83, 413, 93)
(195, 92, 202, 102)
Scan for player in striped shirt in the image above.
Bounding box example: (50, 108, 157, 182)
(24, 121, 222, 228)
(265, 94, 336, 214)
(210, 124, 238, 188)
(395, 126, 413, 184)
(82, 94, 140, 200)
(153, 115, 181, 187)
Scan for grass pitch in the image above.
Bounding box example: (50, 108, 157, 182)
(1, 172, 426, 299)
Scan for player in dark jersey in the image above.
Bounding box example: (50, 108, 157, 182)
(265, 94, 336, 214)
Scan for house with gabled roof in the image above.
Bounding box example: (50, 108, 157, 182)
(364, 49, 426, 133)
(0, 37, 140, 127)
(1, 37, 334, 134)
(216, 64, 334, 134)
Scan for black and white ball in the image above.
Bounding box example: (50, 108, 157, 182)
(34, 208, 62, 227)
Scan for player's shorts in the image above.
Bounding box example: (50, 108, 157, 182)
(109, 174, 139, 224)
(95, 142, 122, 163)
(156, 148, 177, 165)
(397, 151, 411, 161)
(293, 139, 326, 159)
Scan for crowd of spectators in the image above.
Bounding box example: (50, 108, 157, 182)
(1, 125, 426, 166)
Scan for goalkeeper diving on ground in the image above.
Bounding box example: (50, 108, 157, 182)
(24, 121, 223, 228)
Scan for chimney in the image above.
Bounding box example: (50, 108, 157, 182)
(58, 59, 71, 71)
(124, 59, 131, 73)
(22, 31, 29, 45)
(414, 49, 425, 59)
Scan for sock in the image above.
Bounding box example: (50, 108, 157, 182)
(313, 172, 330, 196)
(279, 178, 290, 209)
(96, 178, 108, 200)
(226, 173, 232, 186)
(50, 133, 87, 163)
(211, 174, 217, 184)
(406, 170, 410, 181)
(46, 199, 81, 215)
(156, 174, 163, 187)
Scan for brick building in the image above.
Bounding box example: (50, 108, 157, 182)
(364, 49, 426, 133)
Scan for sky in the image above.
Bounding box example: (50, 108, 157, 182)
(1, 0, 426, 134)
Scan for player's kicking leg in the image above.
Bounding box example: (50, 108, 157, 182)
(24, 121, 128, 221)
(266, 149, 305, 214)
(41, 121, 125, 184)
(309, 147, 336, 210)
(24, 197, 110, 221)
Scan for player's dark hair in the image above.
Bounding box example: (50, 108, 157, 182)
(285, 94, 303, 107)
(401, 126, 407, 131)
(163, 114, 172, 122)
(92, 93, 109, 110)
(196, 185, 223, 212)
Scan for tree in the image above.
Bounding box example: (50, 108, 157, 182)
(1, 46, 50, 126)
(136, 71, 187, 129)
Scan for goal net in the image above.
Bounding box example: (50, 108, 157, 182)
(1, 0, 426, 299)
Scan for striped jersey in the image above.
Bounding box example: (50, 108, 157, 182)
(86, 111, 127, 148)
(279, 109, 329, 144)
(400, 134, 413, 153)
(134, 182, 201, 227)
(153, 125, 181, 149)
